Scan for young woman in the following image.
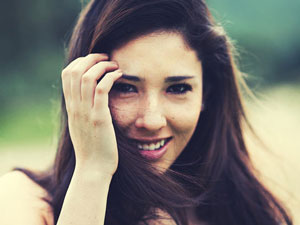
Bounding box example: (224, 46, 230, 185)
(0, 0, 293, 224)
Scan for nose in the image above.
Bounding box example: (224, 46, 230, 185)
(135, 95, 167, 131)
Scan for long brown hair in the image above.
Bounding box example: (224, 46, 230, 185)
(16, 0, 292, 224)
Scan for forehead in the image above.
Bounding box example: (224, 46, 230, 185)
(111, 32, 202, 77)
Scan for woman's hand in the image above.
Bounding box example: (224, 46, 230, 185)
(61, 53, 122, 177)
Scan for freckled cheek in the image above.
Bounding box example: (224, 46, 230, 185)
(109, 98, 139, 127)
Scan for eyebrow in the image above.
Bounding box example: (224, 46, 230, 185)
(121, 74, 195, 82)
(121, 74, 141, 82)
(165, 76, 195, 82)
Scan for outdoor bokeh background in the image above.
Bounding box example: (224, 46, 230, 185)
(1, 0, 299, 223)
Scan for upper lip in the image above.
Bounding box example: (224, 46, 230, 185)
(129, 137, 172, 144)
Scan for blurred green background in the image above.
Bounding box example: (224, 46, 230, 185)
(0, 0, 299, 223)
(0, 0, 299, 145)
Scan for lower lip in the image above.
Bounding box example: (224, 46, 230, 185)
(139, 140, 171, 161)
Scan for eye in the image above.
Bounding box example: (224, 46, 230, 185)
(166, 83, 192, 94)
(112, 82, 137, 93)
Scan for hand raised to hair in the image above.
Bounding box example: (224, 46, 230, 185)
(61, 53, 122, 177)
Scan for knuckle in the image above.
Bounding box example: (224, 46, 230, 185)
(96, 86, 107, 95)
(72, 109, 81, 118)
(82, 74, 91, 83)
(68, 106, 90, 122)
(83, 113, 90, 122)
(91, 116, 103, 127)
(70, 69, 80, 77)
(92, 120, 102, 127)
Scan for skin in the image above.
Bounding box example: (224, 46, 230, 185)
(61, 53, 122, 176)
(110, 32, 203, 171)
(62, 31, 203, 175)
(55, 31, 203, 225)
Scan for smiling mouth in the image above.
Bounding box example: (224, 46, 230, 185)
(132, 137, 172, 151)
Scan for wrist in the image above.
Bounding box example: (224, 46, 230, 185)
(73, 162, 114, 184)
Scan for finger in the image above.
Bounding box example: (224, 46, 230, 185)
(72, 54, 109, 74)
(93, 69, 123, 110)
(65, 57, 84, 70)
(81, 61, 119, 107)
(61, 54, 106, 104)
(61, 58, 83, 103)
(70, 54, 109, 103)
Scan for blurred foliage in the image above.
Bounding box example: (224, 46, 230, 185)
(0, 0, 299, 145)
(207, 0, 300, 85)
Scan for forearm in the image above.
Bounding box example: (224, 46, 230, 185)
(57, 54, 120, 225)
(56, 166, 112, 225)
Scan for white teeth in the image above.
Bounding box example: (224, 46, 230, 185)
(143, 144, 149, 150)
(149, 143, 156, 150)
(155, 142, 160, 149)
(137, 139, 168, 151)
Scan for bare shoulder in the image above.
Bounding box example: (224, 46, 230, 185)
(0, 171, 54, 225)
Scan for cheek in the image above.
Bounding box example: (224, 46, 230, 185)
(172, 111, 200, 134)
(169, 107, 200, 153)
(109, 97, 137, 127)
(167, 99, 201, 133)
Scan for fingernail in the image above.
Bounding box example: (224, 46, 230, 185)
(116, 69, 122, 74)
(112, 61, 118, 66)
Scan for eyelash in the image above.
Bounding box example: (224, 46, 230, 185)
(112, 83, 137, 93)
(112, 83, 192, 95)
(166, 83, 192, 94)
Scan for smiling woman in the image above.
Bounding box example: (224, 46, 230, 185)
(0, 0, 293, 225)
(109, 32, 203, 170)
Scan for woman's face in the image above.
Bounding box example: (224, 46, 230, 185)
(109, 32, 203, 171)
